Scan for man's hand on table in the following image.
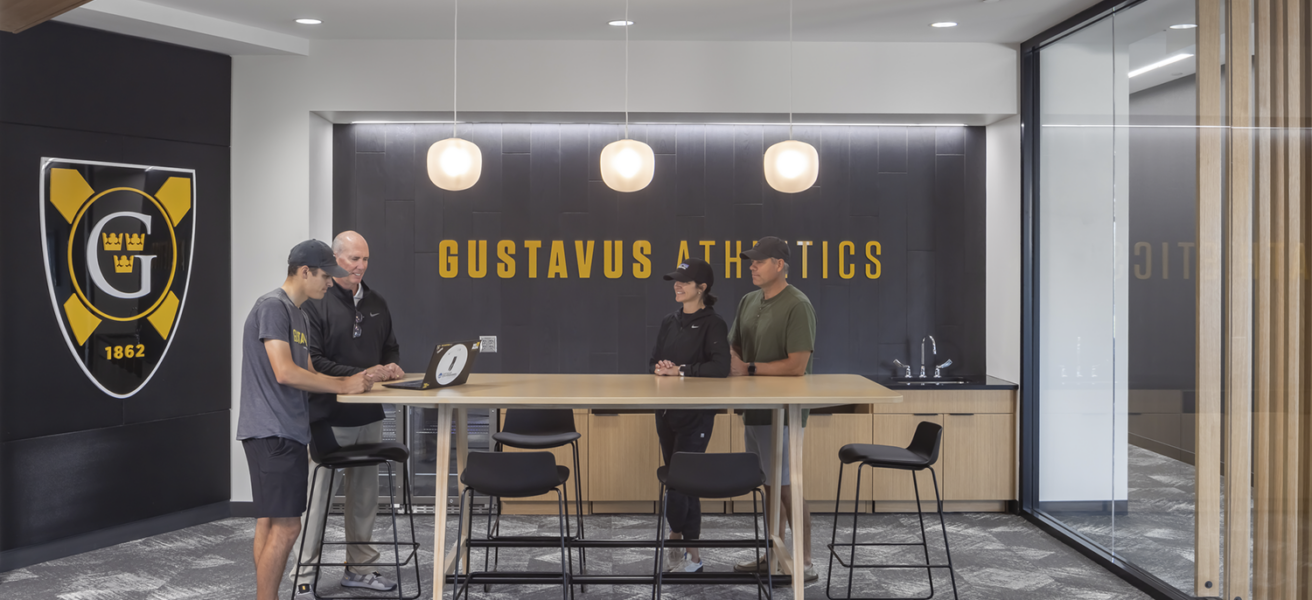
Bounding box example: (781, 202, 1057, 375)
(729, 352, 750, 377)
(364, 363, 405, 382)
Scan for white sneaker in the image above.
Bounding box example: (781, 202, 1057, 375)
(667, 556, 704, 573)
(341, 571, 398, 591)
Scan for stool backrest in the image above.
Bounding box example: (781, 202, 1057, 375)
(308, 419, 341, 464)
(501, 409, 578, 436)
(462, 451, 563, 496)
(907, 421, 944, 466)
(665, 452, 766, 499)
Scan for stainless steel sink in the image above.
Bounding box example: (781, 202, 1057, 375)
(888, 376, 972, 386)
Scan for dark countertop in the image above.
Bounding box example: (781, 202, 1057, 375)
(860, 374, 1018, 391)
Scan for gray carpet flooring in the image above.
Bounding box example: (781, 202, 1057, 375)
(1052, 445, 1209, 596)
(0, 510, 1152, 600)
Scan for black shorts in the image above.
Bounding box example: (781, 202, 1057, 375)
(242, 437, 309, 518)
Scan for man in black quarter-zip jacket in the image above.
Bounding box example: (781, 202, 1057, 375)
(290, 231, 404, 596)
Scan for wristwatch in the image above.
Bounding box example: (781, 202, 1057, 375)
(748, 363, 757, 376)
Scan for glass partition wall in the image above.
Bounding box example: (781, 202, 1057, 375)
(1024, 1, 1310, 599)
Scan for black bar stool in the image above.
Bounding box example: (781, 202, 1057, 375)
(292, 423, 422, 600)
(485, 409, 587, 586)
(653, 451, 773, 600)
(826, 421, 958, 600)
(453, 450, 575, 600)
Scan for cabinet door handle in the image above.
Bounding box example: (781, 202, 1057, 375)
(913, 413, 938, 416)
(948, 413, 975, 416)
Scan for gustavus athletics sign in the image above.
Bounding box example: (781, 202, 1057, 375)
(40, 159, 196, 398)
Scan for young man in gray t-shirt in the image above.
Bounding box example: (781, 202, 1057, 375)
(236, 240, 373, 600)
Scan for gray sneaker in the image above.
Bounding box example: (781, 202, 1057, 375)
(665, 547, 685, 570)
(341, 571, 397, 591)
(734, 555, 769, 573)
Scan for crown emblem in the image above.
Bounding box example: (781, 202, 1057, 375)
(114, 255, 134, 274)
(125, 233, 145, 252)
(102, 233, 122, 251)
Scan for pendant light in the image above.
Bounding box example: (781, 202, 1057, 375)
(427, 0, 482, 191)
(600, 0, 655, 193)
(763, 0, 818, 194)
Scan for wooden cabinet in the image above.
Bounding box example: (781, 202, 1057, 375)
(499, 388, 1017, 515)
(943, 413, 1015, 501)
(869, 389, 1017, 511)
(803, 411, 875, 509)
(588, 412, 661, 503)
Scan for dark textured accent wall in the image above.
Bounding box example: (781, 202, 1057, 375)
(0, 23, 230, 560)
(334, 123, 985, 378)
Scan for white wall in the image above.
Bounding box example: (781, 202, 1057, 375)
(985, 115, 1020, 384)
(230, 38, 1020, 501)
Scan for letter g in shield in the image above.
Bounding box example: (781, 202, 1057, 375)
(40, 158, 196, 398)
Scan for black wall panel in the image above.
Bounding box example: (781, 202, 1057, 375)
(0, 412, 229, 550)
(0, 22, 230, 555)
(336, 123, 987, 378)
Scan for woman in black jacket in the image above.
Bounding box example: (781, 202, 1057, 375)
(649, 257, 729, 574)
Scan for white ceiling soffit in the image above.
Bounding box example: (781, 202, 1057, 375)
(58, 0, 1096, 55)
(56, 0, 308, 55)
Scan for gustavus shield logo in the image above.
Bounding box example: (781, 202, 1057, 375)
(40, 159, 196, 398)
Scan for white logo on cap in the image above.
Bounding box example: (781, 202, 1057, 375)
(679, 263, 689, 270)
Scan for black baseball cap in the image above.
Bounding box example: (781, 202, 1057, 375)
(288, 239, 348, 277)
(664, 257, 715, 287)
(740, 236, 791, 261)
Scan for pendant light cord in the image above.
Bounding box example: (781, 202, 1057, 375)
(788, 0, 794, 140)
(453, 0, 459, 138)
(624, 0, 630, 139)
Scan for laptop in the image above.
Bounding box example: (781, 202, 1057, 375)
(382, 340, 481, 390)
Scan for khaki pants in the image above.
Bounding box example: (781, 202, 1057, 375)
(291, 420, 384, 579)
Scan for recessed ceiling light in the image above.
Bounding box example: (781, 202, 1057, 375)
(1170, 23, 1198, 29)
(295, 18, 322, 25)
(609, 20, 633, 27)
(931, 22, 958, 28)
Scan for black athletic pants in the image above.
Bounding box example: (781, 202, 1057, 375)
(655, 409, 716, 540)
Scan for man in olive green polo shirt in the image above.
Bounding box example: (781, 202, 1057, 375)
(728, 235, 818, 582)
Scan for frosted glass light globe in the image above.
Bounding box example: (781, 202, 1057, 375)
(427, 137, 482, 191)
(763, 139, 819, 193)
(600, 138, 655, 192)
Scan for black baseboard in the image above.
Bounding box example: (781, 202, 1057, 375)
(1037, 500, 1130, 516)
(229, 501, 259, 517)
(0, 501, 230, 572)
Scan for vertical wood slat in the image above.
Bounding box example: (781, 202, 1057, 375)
(1256, 0, 1275, 595)
(1196, 1, 1225, 595)
(1273, 3, 1292, 598)
(1226, 3, 1255, 600)
(1281, 0, 1304, 595)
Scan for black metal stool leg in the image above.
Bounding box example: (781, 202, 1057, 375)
(291, 464, 324, 600)
(759, 489, 773, 598)
(929, 468, 959, 600)
(384, 462, 404, 600)
(312, 468, 338, 600)
(571, 441, 588, 592)
(846, 465, 865, 600)
(911, 466, 935, 599)
(556, 488, 571, 600)
(653, 485, 669, 600)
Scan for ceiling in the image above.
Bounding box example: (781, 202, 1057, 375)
(126, 0, 1098, 43)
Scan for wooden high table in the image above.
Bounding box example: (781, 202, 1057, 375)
(341, 373, 901, 600)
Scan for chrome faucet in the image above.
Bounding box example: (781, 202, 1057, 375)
(920, 336, 936, 378)
(934, 359, 953, 379)
(892, 359, 912, 378)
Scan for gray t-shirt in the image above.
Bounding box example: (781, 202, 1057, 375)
(236, 288, 312, 444)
